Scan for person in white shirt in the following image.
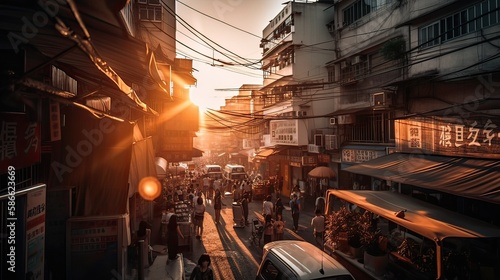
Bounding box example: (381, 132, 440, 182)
(311, 208, 325, 248)
(213, 179, 221, 191)
(262, 195, 274, 217)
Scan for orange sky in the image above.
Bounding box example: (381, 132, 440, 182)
(177, 0, 287, 110)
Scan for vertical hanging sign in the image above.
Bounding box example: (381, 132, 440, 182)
(49, 101, 61, 141)
(26, 187, 46, 279)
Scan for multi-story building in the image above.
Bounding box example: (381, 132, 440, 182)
(332, 0, 500, 222)
(325, 1, 500, 278)
(223, 0, 500, 227)
(0, 0, 196, 278)
(257, 0, 336, 197)
(325, 0, 404, 189)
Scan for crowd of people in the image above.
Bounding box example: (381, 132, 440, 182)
(156, 168, 326, 279)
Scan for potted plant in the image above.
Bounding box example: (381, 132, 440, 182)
(325, 206, 371, 258)
(325, 205, 351, 253)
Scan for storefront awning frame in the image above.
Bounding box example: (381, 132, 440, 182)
(342, 153, 500, 204)
(254, 145, 290, 160)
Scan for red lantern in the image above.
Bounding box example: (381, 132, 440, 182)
(138, 176, 161, 201)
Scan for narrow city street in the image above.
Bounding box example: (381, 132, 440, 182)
(141, 194, 375, 280)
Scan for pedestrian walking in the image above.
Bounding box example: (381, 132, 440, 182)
(241, 193, 249, 225)
(263, 214, 274, 245)
(166, 205, 184, 262)
(290, 193, 301, 232)
(311, 208, 325, 248)
(213, 189, 225, 224)
(273, 215, 285, 241)
(274, 197, 284, 221)
(233, 182, 241, 202)
(193, 196, 205, 240)
(262, 195, 274, 217)
(315, 196, 325, 214)
(189, 253, 214, 280)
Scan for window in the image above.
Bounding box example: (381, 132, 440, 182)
(419, 0, 500, 48)
(314, 134, 324, 147)
(327, 66, 335, 83)
(139, 6, 162, 21)
(138, 0, 162, 21)
(343, 0, 379, 26)
(261, 261, 280, 279)
(339, 55, 369, 84)
(346, 111, 394, 143)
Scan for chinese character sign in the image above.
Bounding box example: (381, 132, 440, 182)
(0, 113, 41, 170)
(397, 118, 500, 156)
(270, 120, 298, 145)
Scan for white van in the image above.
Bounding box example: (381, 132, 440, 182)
(223, 164, 247, 181)
(256, 240, 355, 280)
(202, 164, 222, 179)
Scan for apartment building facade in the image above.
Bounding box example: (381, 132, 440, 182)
(251, 0, 500, 222)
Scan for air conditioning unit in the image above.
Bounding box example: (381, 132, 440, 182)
(370, 92, 386, 106)
(329, 117, 336, 125)
(325, 135, 338, 150)
(297, 111, 307, 117)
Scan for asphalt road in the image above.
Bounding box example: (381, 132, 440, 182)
(179, 194, 376, 280)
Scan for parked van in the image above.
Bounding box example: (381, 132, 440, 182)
(223, 164, 247, 181)
(202, 164, 222, 179)
(256, 240, 355, 280)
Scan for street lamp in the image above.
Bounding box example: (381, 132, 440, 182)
(138, 176, 161, 201)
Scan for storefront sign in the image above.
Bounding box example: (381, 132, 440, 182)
(301, 156, 317, 166)
(270, 120, 308, 145)
(307, 144, 320, 153)
(317, 153, 331, 163)
(67, 215, 126, 279)
(342, 149, 385, 163)
(290, 155, 302, 167)
(26, 188, 46, 279)
(0, 113, 41, 171)
(396, 118, 500, 156)
(162, 152, 193, 162)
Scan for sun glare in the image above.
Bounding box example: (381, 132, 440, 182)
(189, 87, 229, 113)
(189, 88, 208, 113)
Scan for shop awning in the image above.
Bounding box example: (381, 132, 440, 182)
(155, 157, 168, 180)
(1, 5, 163, 116)
(254, 146, 289, 160)
(192, 148, 204, 158)
(342, 153, 500, 204)
(329, 190, 500, 240)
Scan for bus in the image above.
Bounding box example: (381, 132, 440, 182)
(324, 190, 500, 280)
